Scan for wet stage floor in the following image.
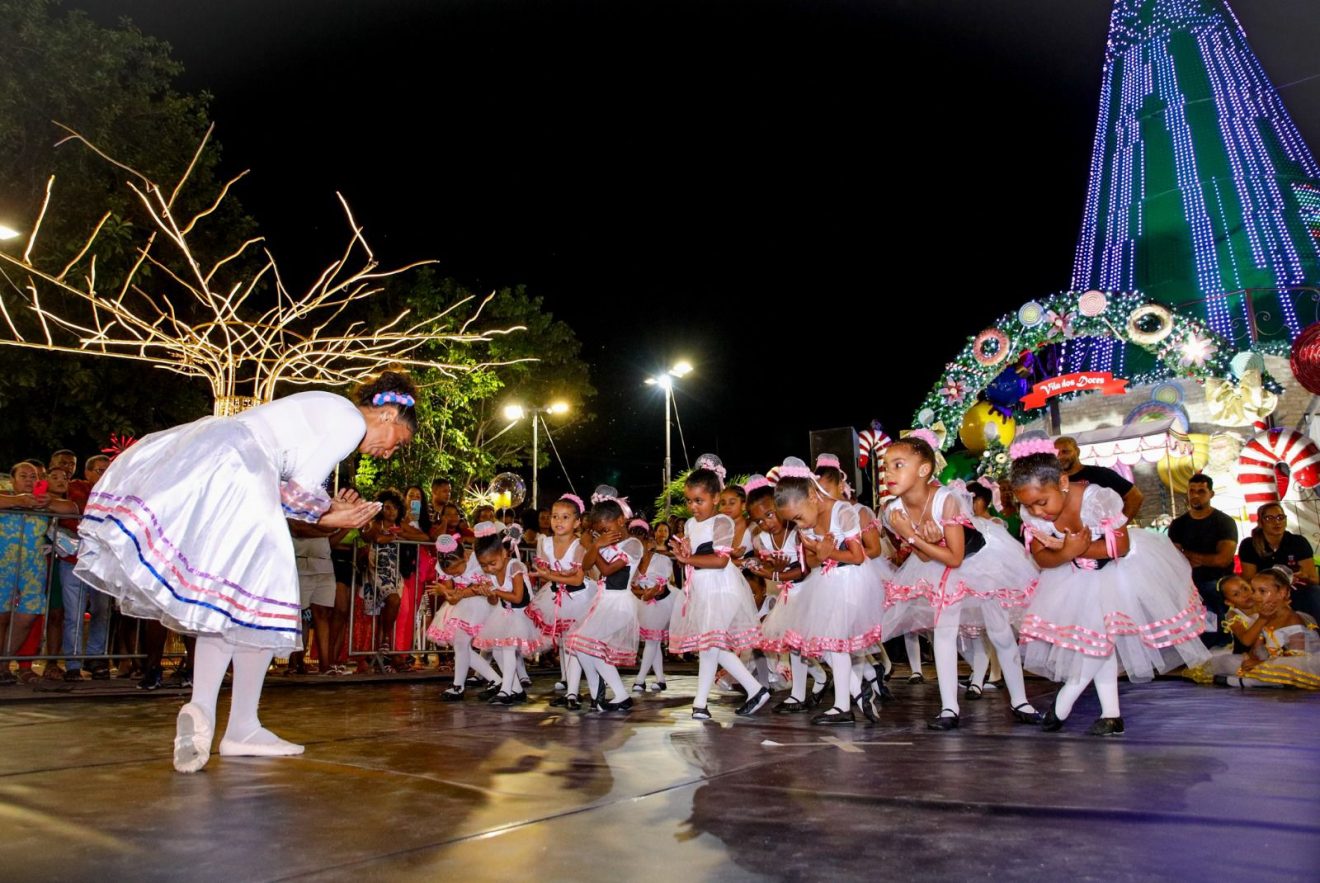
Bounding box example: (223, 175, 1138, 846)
(1, 670, 1316, 881)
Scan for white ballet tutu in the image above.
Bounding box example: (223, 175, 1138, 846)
(528, 581, 597, 637)
(758, 579, 816, 654)
(565, 589, 641, 666)
(638, 588, 678, 642)
(1020, 528, 1210, 683)
(473, 605, 550, 656)
(426, 595, 494, 645)
(883, 519, 1037, 637)
(76, 417, 304, 653)
(1245, 652, 1320, 690)
(782, 561, 884, 656)
(668, 565, 762, 654)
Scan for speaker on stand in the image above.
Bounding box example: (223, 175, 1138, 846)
(809, 427, 861, 497)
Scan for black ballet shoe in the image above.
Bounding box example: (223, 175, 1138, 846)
(1011, 702, 1044, 725)
(691, 706, 712, 721)
(440, 685, 465, 702)
(811, 707, 855, 726)
(927, 709, 960, 731)
(805, 677, 830, 709)
(1086, 716, 1125, 737)
(510, 689, 528, 705)
(605, 697, 634, 713)
(489, 691, 515, 706)
(650, 681, 667, 692)
(565, 694, 581, 711)
(548, 694, 568, 708)
(632, 682, 646, 693)
(774, 697, 809, 714)
(906, 672, 925, 685)
(736, 687, 771, 716)
(876, 681, 896, 704)
(855, 682, 880, 724)
(478, 681, 501, 700)
(1041, 707, 1065, 732)
(1211, 675, 1230, 688)
(965, 684, 983, 700)
(590, 679, 609, 712)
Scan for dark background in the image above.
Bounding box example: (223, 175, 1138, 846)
(69, 0, 1320, 506)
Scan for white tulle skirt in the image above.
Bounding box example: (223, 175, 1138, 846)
(668, 565, 761, 654)
(565, 589, 640, 666)
(473, 605, 550, 656)
(425, 595, 494, 645)
(758, 579, 816, 654)
(75, 417, 304, 653)
(638, 590, 678, 642)
(1020, 528, 1210, 683)
(529, 582, 597, 637)
(783, 562, 884, 656)
(883, 520, 1037, 637)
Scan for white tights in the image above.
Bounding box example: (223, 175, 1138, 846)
(905, 633, 924, 678)
(1053, 653, 1120, 719)
(576, 653, 628, 702)
(191, 634, 285, 746)
(694, 647, 762, 709)
(494, 647, 526, 696)
(635, 640, 666, 684)
(788, 652, 826, 702)
(932, 611, 1035, 716)
(452, 631, 498, 687)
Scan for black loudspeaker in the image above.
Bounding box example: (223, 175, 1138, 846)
(809, 427, 862, 496)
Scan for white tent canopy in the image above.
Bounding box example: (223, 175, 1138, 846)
(1072, 417, 1192, 466)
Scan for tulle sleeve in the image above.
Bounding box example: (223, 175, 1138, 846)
(1080, 485, 1128, 541)
(651, 552, 674, 582)
(711, 514, 736, 552)
(834, 503, 861, 541)
(1018, 509, 1056, 549)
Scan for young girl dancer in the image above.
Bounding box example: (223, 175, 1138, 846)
(631, 519, 676, 692)
(471, 522, 548, 706)
(745, 478, 827, 712)
(565, 488, 644, 712)
(1186, 575, 1260, 684)
(1230, 567, 1319, 689)
(1009, 440, 1210, 733)
(884, 435, 1042, 731)
(668, 455, 771, 720)
(773, 456, 884, 725)
(530, 494, 590, 700)
(425, 534, 500, 699)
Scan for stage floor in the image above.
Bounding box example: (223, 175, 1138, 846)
(1, 672, 1315, 881)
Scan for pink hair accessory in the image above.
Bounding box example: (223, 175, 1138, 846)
(1009, 438, 1057, 460)
(473, 521, 501, 539)
(976, 476, 1003, 511)
(778, 464, 817, 480)
(591, 488, 633, 520)
(558, 493, 585, 514)
(815, 453, 842, 470)
(695, 454, 727, 487)
(434, 534, 459, 554)
(906, 428, 941, 451)
(628, 518, 651, 533)
(743, 475, 772, 493)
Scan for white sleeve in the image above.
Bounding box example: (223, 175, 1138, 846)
(1081, 486, 1128, 540)
(651, 554, 674, 581)
(711, 514, 736, 550)
(834, 503, 861, 540)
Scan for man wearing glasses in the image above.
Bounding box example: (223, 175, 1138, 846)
(1168, 474, 1240, 647)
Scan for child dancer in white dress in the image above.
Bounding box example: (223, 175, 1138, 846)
(884, 435, 1042, 731)
(565, 488, 644, 712)
(668, 455, 771, 720)
(470, 522, 548, 706)
(630, 519, 675, 693)
(1009, 440, 1210, 733)
(773, 457, 885, 725)
(530, 494, 591, 701)
(745, 478, 827, 712)
(425, 534, 500, 699)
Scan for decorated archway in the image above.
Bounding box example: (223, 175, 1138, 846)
(910, 289, 1253, 448)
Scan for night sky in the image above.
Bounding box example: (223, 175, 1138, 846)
(69, 0, 1320, 506)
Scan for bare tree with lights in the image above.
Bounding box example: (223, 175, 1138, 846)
(0, 125, 527, 416)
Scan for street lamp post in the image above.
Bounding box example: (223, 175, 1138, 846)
(502, 401, 570, 510)
(645, 361, 692, 522)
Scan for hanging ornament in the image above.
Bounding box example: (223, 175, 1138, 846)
(1078, 290, 1108, 317)
(1126, 303, 1173, 345)
(972, 328, 1010, 366)
(1017, 301, 1045, 328)
(1289, 321, 1320, 395)
(958, 402, 1016, 454)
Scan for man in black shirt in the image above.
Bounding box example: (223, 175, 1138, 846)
(1054, 437, 1145, 520)
(1168, 474, 1239, 646)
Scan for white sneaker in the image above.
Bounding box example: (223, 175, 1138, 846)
(173, 702, 214, 773)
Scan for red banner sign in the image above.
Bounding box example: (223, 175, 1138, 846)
(1020, 371, 1128, 409)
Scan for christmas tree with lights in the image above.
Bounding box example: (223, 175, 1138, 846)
(1072, 0, 1320, 355)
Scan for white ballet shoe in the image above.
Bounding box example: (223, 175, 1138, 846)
(173, 702, 214, 774)
(218, 728, 305, 758)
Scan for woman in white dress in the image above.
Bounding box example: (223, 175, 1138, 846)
(77, 372, 416, 772)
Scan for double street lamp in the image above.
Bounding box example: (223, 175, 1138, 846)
(502, 401, 570, 509)
(645, 360, 693, 521)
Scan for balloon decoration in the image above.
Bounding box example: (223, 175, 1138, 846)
(1156, 432, 1210, 494)
(958, 401, 1016, 454)
(1289, 321, 1320, 395)
(1237, 428, 1320, 508)
(938, 451, 979, 485)
(489, 472, 527, 509)
(984, 365, 1030, 414)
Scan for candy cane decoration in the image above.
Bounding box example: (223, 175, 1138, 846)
(1237, 428, 1320, 515)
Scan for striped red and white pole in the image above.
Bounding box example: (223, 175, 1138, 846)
(1237, 428, 1320, 519)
